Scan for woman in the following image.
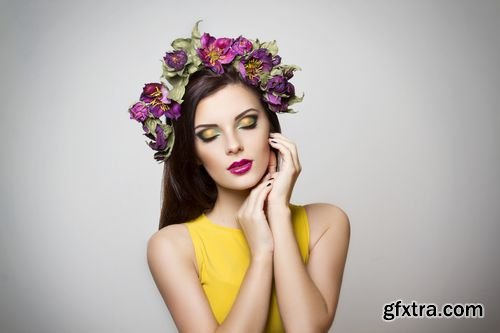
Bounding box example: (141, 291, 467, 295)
(129, 21, 350, 332)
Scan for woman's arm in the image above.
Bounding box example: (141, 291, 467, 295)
(265, 132, 350, 332)
(147, 177, 277, 333)
(268, 203, 350, 333)
(147, 225, 273, 333)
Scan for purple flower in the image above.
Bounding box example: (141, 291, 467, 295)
(148, 124, 167, 151)
(196, 33, 237, 74)
(266, 76, 288, 94)
(272, 55, 281, 66)
(149, 99, 181, 120)
(286, 81, 295, 96)
(149, 102, 166, 118)
(140, 83, 169, 104)
(267, 75, 295, 96)
(238, 48, 274, 86)
(163, 50, 188, 71)
(283, 67, 294, 79)
(232, 35, 253, 55)
(129, 102, 148, 122)
(138, 83, 172, 118)
(165, 102, 181, 120)
(264, 92, 288, 113)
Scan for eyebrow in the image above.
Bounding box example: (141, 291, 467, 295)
(194, 108, 259, 130)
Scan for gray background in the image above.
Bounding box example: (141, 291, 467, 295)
(1, 0, 499, 332)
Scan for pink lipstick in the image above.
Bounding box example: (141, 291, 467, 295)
(227, 159, 253, 175)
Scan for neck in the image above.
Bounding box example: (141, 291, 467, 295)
(206, 185, 251, 229)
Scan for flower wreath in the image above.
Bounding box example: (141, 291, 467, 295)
(128, 20, 304, 162)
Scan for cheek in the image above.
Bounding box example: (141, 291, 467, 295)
(195, 141, 225, 173)
(194, 142, 211, 167)
(247, 131, 271, 159)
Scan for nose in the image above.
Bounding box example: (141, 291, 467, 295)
(225, 131, 243, 155)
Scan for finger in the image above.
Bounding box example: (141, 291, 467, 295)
(247, 178, 268, 204)
(258, 171, 272, 184)
(269, 137, 301, 173)
(240, 179, 266, 219)
(268, 148, 277, 174)
(269, 139, 295, 173)
(252, 178, 274, 212)
(269, 135, 299, 168)
(269, 132, 295, 146)
(248, 177, 274, 213)
(243, 176, 270, 214)
(269, 133, 301, 171)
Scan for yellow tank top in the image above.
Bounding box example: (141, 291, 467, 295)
(184, 203, 309, 333)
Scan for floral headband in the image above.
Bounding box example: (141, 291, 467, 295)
(128, 20, 304, 162)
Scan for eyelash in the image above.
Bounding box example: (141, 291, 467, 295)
(197, 116, 258, 143)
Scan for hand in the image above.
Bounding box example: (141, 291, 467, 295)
(237, 173, 275, 259)
(267, 132, 302, 209)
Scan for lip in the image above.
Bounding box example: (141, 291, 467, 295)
(227, 159, 253, 175)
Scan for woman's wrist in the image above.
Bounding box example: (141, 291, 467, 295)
(266, 205, 291, 225)
(251, 250, 274, 264)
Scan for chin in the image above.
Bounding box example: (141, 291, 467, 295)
(226, 176, 260, 191)
(221, 167, 266, 191)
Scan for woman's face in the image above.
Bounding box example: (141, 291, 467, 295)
(194, 83, 271, 191)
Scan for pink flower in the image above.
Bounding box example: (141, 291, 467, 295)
(149, 102, 167, 118)
(140, 83, 169, 104)
(165, 102, 181, 120)
(139, 83, 172, 118)
(196, 33, 237, 74)
(232, 35, 253, 55)
(129, 102, 148, 122)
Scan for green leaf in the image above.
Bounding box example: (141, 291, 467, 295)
(192, 19, 203, 40)
(187, 65, 199, 75)
(144, 118, 160, 138)
(153, 150, 169, 163)
(288, 92, 305, 105)
(164, 128, 175, 159)
(162, 124, 174, 138)
(231, 60, 240, 72)
(251, 39, 261, 50)
(261, 40, 278, 55)
(259, 72, 271, 85)
(161, 63, 183, 79)
(162, 70, 178, 79)
(171, 37, 192, 50)
(284, 64, 302, 72)
(270, 67, 284, 76)
(168, 75, 190, 103)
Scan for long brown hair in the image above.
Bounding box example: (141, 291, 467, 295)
(158, 65, 282, 229)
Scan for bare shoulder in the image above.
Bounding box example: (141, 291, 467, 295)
(147, 224, 219, 331)
(302, 203, 351, 326)
(303, 203, 350, 251)
(147, 223, 196, 273)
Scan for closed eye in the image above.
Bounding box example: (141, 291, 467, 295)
(196, 128, 219, 142)
(238, 115, 258, 129)
(195, 115, 258, 143)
